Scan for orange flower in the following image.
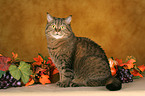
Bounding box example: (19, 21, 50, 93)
(33, 55, 43, 66)
(138, 65, 145, 72)
(39, 75, 51, 85)
(130, 69, 143, 78)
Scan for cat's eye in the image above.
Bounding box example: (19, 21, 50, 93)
(52, 25, 56, 29)
(61, 26, 64, 29)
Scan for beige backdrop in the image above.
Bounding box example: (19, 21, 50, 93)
(0, 0, 145, 65)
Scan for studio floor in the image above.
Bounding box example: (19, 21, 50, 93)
(0, 77, 145, 96)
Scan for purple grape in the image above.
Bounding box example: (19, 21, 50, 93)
(0, 71, 23, 89)
(121, 69, 125, 72)
(16, 81, 22, 87)
(116, 68, 133, 83)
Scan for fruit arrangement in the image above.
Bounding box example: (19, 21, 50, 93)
(0, 52, 145, 89)
(0, 53, 59, 89)
(109, 56, 145, 83)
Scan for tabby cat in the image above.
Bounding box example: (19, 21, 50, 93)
(45, 13, 122, 91)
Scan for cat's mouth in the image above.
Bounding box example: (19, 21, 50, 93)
(51, 32, 64, 39)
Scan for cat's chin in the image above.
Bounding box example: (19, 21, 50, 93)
(51, 35, 64, 39)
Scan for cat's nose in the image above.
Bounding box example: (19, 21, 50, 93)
(55, 28, 61, 32)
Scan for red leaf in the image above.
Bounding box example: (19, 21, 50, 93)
(33, 55, 43, 66)
(115, 58, 123, 65)
(138, 65, 145, 72)
(130, 69, 143, 77)
(0, 56, 11, 71)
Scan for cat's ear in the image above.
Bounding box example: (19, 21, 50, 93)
(65, 15, 72, 24)
(47, 12, 53, 22)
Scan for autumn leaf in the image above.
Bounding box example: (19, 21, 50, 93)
(49, 61, 59, 75)
(0, 56, 11, 71)
(138, 65, 145, 72)
(25, 77, 35, 86)
(33, 55, 43, 66)
(12, 52, 18, 60)
(52, 68, 59, 75)
(46, 57, 53, 65)
(115, 58, 123, 65)
(0, 54, 2, 56)
(35, 67, 47, 75)
(130, 69, 143, 78)
(108, 58, 114, 68)
(119, 59, 135, 69)
(39, 75, 51, 85)
(126, 59, 136, 64)
(126, 56, 136, 62)
(110, 67, 116, 76)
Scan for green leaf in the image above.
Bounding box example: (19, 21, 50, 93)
(9, 65, 21, 80)
(142, 71, 145, 74)
(133, 76, 141, 79)
(0, 70, 6, 78)
(18, 61, 32, 84)
(134, 65, 141, 73)
(44, 56, 49, 62)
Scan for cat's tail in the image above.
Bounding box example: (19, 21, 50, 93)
(105, 76, 122, 91)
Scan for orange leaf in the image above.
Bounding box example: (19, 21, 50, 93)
(111, 67, 116, 76)
(0, 54, 2, 56)
(39, 75, 51, 85)
(119, 59, 135, 69)
(130, 69, 143, 78)
(108, 58, 114, 68)
(33, 55, 43, 66)
(115, 58, 122, 65)
(126, 59, 136, 64)
(120, 63, 135, 69)
(46, 57, 53, 65)
(138, 65, 145, 72)
(12, 52, 18, 60)
(25, 78, 35, 86)
(52, 68, 59, 75)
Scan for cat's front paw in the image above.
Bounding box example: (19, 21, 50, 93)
(56, 81, 70, 87)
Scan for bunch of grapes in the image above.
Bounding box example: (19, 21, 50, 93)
(0, 71, 22, 89)
(116, 68, 133, 83)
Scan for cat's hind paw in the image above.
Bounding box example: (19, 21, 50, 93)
(69, 82, 80, 87)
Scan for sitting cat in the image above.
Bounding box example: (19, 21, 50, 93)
(45, 13, 122, 91)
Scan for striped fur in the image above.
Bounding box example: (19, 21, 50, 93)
(45, 13, 122, 91)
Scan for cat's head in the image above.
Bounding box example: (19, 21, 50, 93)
(45, 13, 73, 39)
